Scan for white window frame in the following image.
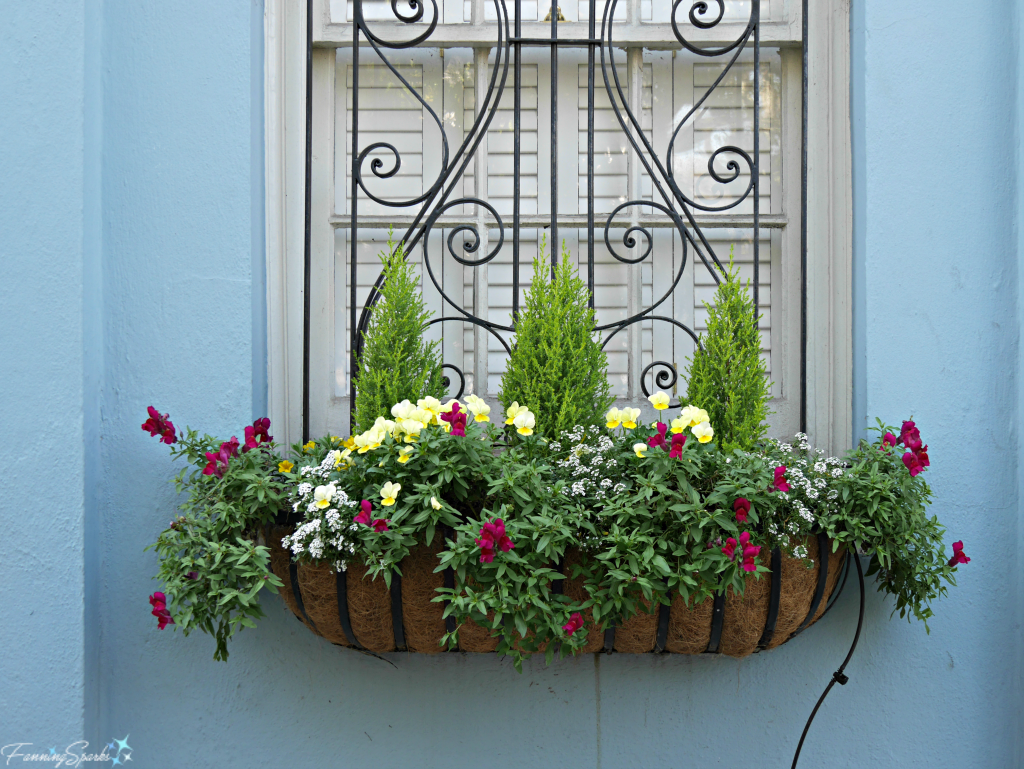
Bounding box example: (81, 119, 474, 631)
(264, 0, 851, 452)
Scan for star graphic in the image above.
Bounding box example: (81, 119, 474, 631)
(115, 736, 132, 754)
(111, 758, 121, 767)
(48, 748, 57, 756)
(106, 742, 116, 752)
(123, 754, 132, 762)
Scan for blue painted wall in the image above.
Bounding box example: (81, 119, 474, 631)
(0, 0, 1019, 765)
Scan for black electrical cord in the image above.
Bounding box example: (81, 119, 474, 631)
(791, 553, 865, 769)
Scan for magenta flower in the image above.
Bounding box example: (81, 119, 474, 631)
(900, 420, 922, 452)
(141, 406, 177, 444)
(202, 438, 239, 478)
(243, 417, 273, 451)
(741, 544, 761, 573)
(371, 518, 390, 533)
(773, 466, 791, 493)
(734, 497, 751, 524)
(354, 499, 373, 526)
(902, 451, 923, 477)
(562, 612, 585, 636)
(668, 432, 687, 459)
(441, 404, 469, 437)
(476, 518, 514, 562)
(186, 571, 199, 581)
(881, 432, 898, 449)
(721, 537, 738, 560)
(948, 540, 970, 567)
(149, 591, 174, 630)
(916, 445, 930, 468)
(648, 422, 668, 450)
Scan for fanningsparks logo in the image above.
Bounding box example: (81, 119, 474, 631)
(1, 736, 133, 767)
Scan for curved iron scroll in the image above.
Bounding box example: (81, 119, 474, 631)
(342, 0, 763, 426)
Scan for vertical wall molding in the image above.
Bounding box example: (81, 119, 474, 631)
(804, 0, 853, 454)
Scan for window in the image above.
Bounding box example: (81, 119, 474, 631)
(265, 0, 851, 452)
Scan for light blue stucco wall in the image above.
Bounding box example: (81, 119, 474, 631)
(1, 0, 1021, 765)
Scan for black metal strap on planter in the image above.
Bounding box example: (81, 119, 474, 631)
(655, 602, 671, 652)
(288, 562, 319, 634)
(390, 571, 407, 650)
(334, 568, 363, 649)
(757, 547, 783, 649)
(551, 557, 564, 595)
(603, 625, 615, 653)
(705, 592, 727, 654)
(793, 531, 831, 637)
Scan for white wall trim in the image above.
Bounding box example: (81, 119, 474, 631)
(804, 0, 853, 454)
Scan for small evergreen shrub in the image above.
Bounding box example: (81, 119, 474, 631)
(498, 242, 613, 438)
(685, 251, 771, 451)
(354, 235, 446, 433)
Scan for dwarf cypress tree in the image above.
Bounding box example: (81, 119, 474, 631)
(353, 236, 446, 433)
(498, 242, 613, 438)
(684, 251, 772, 452)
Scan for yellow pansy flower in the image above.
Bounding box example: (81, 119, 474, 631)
(513, 409, 536, 436)
(693, 408, 709, 426)
(338, 448, 353, 468)
(380, 481, 402, 507)
(278, 460, 294, 473)
(327, 449, 342, 467)
(353, 431, 382, 454)
(313, 484, 336, 509)
(303, 440, 316, 452)
(670, 417, 688, 434)
(678, 405, 699, 427)
(430, 496, 443, 510)
(398, 446, 414, 464)
(633, 442, 648, 458)
(504, 401, 529, 425)
(416, 397, 442, 423)
(692, 421, 714, 444)
(391, 399, 415, 420)
(620, 407, 641, 429)
(465, 394, 491, 422)
(605, 407, 622, 429)
(648, 391, 670, 411)
(342, 436, 355, 450)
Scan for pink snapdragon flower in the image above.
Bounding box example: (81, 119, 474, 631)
(734, 497, 751, 524)
(900, 420, 922, 452)
(742, 543, 761, 572)
(881, 432, 898, 449)
(141, 406, 177, 444)
(948, 540, 970, 567)
(243, 417, 273, 451)
(371, 518, 390, 533)
(668, 433, 687, 459)
(773, 466, 791, 492)
(441, 403, 469, 437)
(902, 451, 923, 477)
(149, 591, 174, 630)
(354, 499, 373, 526)
(722, 538, 738, 560)
(562, 612, 585, 636)
(202, 438, 239, 478)
(648, 422, 668, 450)
(475, 518, 514, 563)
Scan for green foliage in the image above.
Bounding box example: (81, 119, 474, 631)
(685, 251, 771, 451)
(354, 234, 446, 433)
(820, 420, 951, 629)
(147, 429, 287, 661)
(498, 242, 613, 438)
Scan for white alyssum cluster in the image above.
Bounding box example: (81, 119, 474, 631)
(763, 434, 846, 556)
(282, 473, 360, 570)
(554, 425, 621, 501)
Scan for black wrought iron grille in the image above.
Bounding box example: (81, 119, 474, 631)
(301, 0, 789, 436)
